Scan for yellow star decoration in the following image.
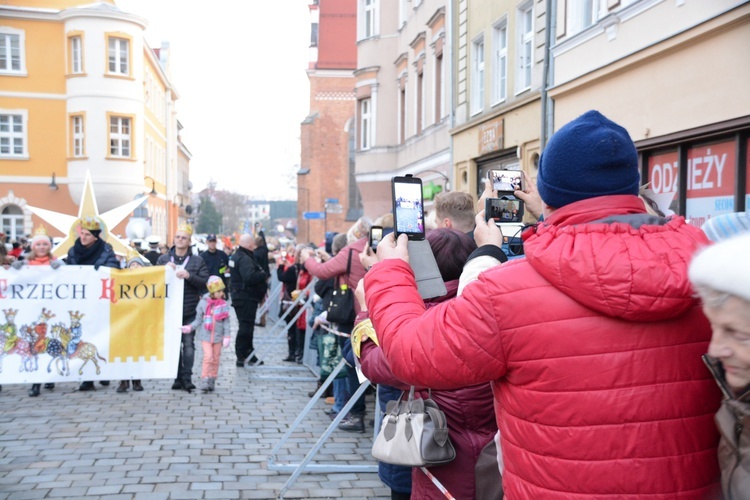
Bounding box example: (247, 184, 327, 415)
(26, 170, 149, 258)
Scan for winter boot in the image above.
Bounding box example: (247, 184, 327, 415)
(199, 378, 211, 392)
(29, 384, 41, 397)
(208, 378, 216, 392)
(338, 414, 365, 433)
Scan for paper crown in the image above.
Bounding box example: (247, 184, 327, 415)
(32, 224, 51, 242)
(177, 223, 193, 236)
(207, 275, 225, 294)
(80, 216, 103, 232)
(125, 249, 148, 267)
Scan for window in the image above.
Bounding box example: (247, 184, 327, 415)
(108, 115, 132, 158)
(360, 98, 371, 150)
(363, 0, 377, 38)
(492, 20, 508, 104)
(71, 114, 85, 157)
(434, 53, 443, 122)
(517, 3, 533, 92)
(1, 205, 24, 242)
(0, 28, 24, 74)
(0, 112, 26, 158)
(399, 86, 406, 143)
(567, 0, 598, 36)
(107, 36, 129, 76)
(416, 69, 424, 135)
(69, 35, 84, 74)
(471, 36, 485, 115)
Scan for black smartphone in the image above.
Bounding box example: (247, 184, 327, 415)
(391, 175, 425, 241)
(487, 169, 524, 193)
(485, 195, 524, 224)
(369, 226, 383, 253)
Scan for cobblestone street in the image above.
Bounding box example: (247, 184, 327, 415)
(0, 311, 388, 499)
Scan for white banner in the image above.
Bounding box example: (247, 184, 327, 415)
(0, 266, 184, 384)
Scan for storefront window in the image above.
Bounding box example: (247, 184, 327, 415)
(646, 149, 680, 216)
(685, 139, 736, 227)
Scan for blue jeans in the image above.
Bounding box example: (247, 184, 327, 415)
(338, 324, 366, 417)
(178, 332, 195, 383)
(332, 378, 348, 413)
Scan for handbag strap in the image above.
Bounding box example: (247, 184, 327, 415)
(336, 249, 354, 289)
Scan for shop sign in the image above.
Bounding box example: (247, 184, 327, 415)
(647, 140, 736, 228)
(479, 118, 504, 155)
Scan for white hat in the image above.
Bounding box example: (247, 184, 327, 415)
(689, 233, 750, 302)
(146, 235, 160, 246)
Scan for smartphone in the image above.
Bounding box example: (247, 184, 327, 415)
(391, 175, 425, 241)
(488, 169, 524, 193)
(485, 195, 524, 224)
(369, 226, 384, 253)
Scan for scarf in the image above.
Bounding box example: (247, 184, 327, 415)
(71, 237, 105, 265)
(28, 255, 53, 266)
(203, 297, 229, 335)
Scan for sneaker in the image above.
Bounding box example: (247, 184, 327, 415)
(338, 415, 365, 433)
(116, 381, 129, 393)
(281, 356, 295, 362)
(171, 380, 183, 390)
(78, 381, 95, 391)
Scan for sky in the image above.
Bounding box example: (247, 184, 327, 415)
(116, 0, 311, 200)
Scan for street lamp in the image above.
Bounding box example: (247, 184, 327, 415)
(144, 176, 157, 196)
(420, 169, 451, 191)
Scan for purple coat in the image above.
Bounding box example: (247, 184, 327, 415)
(359, 280, 497, 499)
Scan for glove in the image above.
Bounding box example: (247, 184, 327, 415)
(180, 325, 192, 334)
(222, 337, 231, 348)
(50, 260, 62, 270)
(10, 260, 23, 270)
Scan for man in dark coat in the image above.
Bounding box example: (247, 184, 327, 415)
(229, 233, 268, 366)
(157, 226, 208, 392)
(143, 235, 161, 265)
(200, 234, 229, 292)
(66, 216, 121, 391)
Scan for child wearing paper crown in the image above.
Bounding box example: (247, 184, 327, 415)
(182, 276, 231, 392)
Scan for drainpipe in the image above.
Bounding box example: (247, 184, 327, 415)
(540, 0, 555, 150)
(448, 0, 455, 189)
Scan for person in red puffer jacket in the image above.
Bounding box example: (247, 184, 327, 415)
(364, 111, 721, 498)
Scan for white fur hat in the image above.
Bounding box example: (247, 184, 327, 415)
(689, 233, 750, 302)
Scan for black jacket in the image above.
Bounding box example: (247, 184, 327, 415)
(66, 239, 120, 269)
(230, 247, 267, 302)
(200, 249, 229, 278)
(156, 249, 209, 323)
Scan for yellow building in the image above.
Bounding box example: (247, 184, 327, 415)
(0, 0, 189, 245)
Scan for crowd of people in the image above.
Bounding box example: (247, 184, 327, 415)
(2, 109, 749, 498)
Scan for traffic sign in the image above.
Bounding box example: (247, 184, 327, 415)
(325, 203, 343, 214)
(324, 198, 339, 204)
(303, 211, 326, 220)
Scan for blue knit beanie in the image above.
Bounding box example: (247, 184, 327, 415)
(537, 110, 640, 208)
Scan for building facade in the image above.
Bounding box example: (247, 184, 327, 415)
(354, 0, 452, 218)
(0, 0, 189, 245)
(298, 0, 359, 245)
(449, 0, 546, 213)
(548, 0, 750, 224)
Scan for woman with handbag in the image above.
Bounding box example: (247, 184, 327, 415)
(354, 228, 498, 500)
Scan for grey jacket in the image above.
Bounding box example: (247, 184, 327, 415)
(188, 295, 231, 344)
(704, 355, 750, 499)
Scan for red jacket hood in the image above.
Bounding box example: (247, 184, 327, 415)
(523, 195, 710, 322)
